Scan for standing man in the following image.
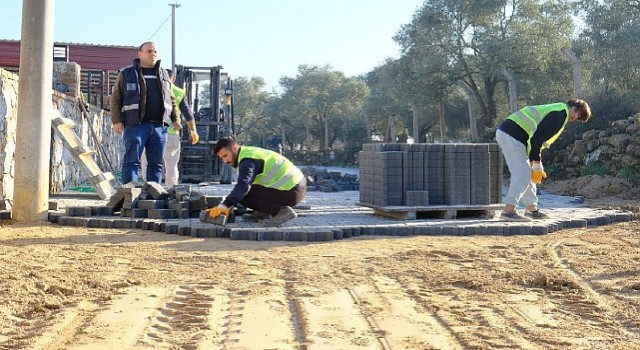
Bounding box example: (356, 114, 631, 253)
(110, 41, 180, 184)
(207, 137, 307, 226)
(141, 69, 199, 187)
(496, 99, 592, 221)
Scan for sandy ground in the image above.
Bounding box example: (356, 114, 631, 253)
(1, 174, 639, 349)
(0, 218, 639, 349)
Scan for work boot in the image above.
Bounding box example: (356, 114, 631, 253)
(260, 206, 297, 227)
(500, 210, 532, 222)
(241, 210, 270, 222)
(524, 210, 549, 219)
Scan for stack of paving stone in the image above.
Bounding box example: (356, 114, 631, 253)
(50, 181, 224, 228)
(358, 143, 503, 207)
(300, 166, 360, 192)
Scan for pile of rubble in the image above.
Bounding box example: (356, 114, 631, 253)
(301, 166, 359, 192)
(50, 181, 226, 227)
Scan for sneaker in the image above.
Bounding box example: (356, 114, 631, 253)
(260, 206, 297, 227)
(500, 211, 532, 222)
(524, 210, 549, 219)
(241, 211, 271, 222)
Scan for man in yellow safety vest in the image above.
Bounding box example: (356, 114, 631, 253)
(207, 137, 307, 227)
(496, 99, 592, 221)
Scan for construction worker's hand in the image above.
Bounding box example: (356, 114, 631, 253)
(190, 130, 200, 144)
(531, 161, 547, 184)
(113, 122, 124, 134)
(208, 204, 231, 219)
(172, 121, 182, 131)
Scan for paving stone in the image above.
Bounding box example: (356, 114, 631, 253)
(156, 222, 167, 232)
(138, 200, 167, 210)
(121, 208, 148, 218)
(86, 218, 102, 228)
(230, 229, 258, 240)
(141, 220, 156, 230)
(132, 219, 144, 229)
(66, 206, 92, 217)
(257, 231, 284, 241)
(47, 211, 62, 223)
(566, 219, 588, 228)
(148, 209, 177, 220)
(168, 200, 189, 210)
(123, 187, 142, 209)
(170, 185, 191, 201)
(144, 181, 169, 200)
(205, 196, 223, 207)
(189, 191, 209, 211)
(107, 187, 126, 211)
(284, 231, 308, 241)
(530, 225, 549, 235)
(112, 219, 131, 229)
(48, 201, 59, 211)
(307, 231, 334, 241)
(441, 226, 459, 235)
(174, 209, 190, 219)
(192, 227, 212, 238)
(179, 226, 192, 236)
(91, 206, 115, 216)
(165, 223, 180, 234)
(611, 212, 633, 222)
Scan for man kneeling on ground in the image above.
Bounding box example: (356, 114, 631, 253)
(206, 137, 307, 226)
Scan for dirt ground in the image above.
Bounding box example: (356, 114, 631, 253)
(0, 175, 639, 349)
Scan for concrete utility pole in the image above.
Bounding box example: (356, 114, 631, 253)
(169, 2, 181, 72)
(13, 0, 55, 222)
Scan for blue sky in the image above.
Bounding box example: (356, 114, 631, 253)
(1, 0, 423, 91)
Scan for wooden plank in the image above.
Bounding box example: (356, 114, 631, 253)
(360, 203, 501, 220)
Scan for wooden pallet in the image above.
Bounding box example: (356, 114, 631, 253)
(357, 203, 503, 220)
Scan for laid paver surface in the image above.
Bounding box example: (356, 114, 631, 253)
(48, 183, 632, 240)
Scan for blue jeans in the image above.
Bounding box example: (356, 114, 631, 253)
(122, 122, 167, 184)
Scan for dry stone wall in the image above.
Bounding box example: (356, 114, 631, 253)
(0, 66, 123, 210)
(557, 114, 640, 180)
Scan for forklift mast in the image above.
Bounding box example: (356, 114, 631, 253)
(174, 65, 235, 183)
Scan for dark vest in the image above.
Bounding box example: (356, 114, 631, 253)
(119, 59, 173, 126)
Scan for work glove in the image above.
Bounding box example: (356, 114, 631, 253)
(208, 204, 232, 219)
(190, 130, 200, 144)
(531, 161, 547, 184)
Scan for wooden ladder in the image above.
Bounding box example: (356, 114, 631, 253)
(51, 110, 116, 199)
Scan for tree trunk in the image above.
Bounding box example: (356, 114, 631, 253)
(362, 111, 372, 142)
(500, 64, 518, 113)
(460, 81, 479, 141)
(305, 124, 313, 150)
(562, 47, 583, 98)
(324, 118, 330, 149)
(438, 102, 446, 141)
(412, 106, 419, 143)
(386, 114, 396, 143)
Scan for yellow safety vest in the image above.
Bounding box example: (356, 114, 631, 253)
(238, 146, 303, 191)
(167, 84, 186, 135)
(506, 102, 569, 153)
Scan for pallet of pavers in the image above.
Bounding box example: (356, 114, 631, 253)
(358, 142, 503, 219)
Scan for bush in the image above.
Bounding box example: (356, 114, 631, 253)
(579, 161, 609, 176)
(617, 166, 639, 186)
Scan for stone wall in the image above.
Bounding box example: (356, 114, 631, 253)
(0, 66, 123, 209)
(553, 114, 640, 181)
(0, 69, 18, 209)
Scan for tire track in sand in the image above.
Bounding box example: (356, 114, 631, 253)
(349, 275, 464, 350)
(548, 239, 639, 339)
(394, 275, 542, 349)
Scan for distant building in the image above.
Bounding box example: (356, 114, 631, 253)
(0, 39, 139, 109)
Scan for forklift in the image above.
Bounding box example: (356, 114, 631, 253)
(174, 65, 235, 183)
